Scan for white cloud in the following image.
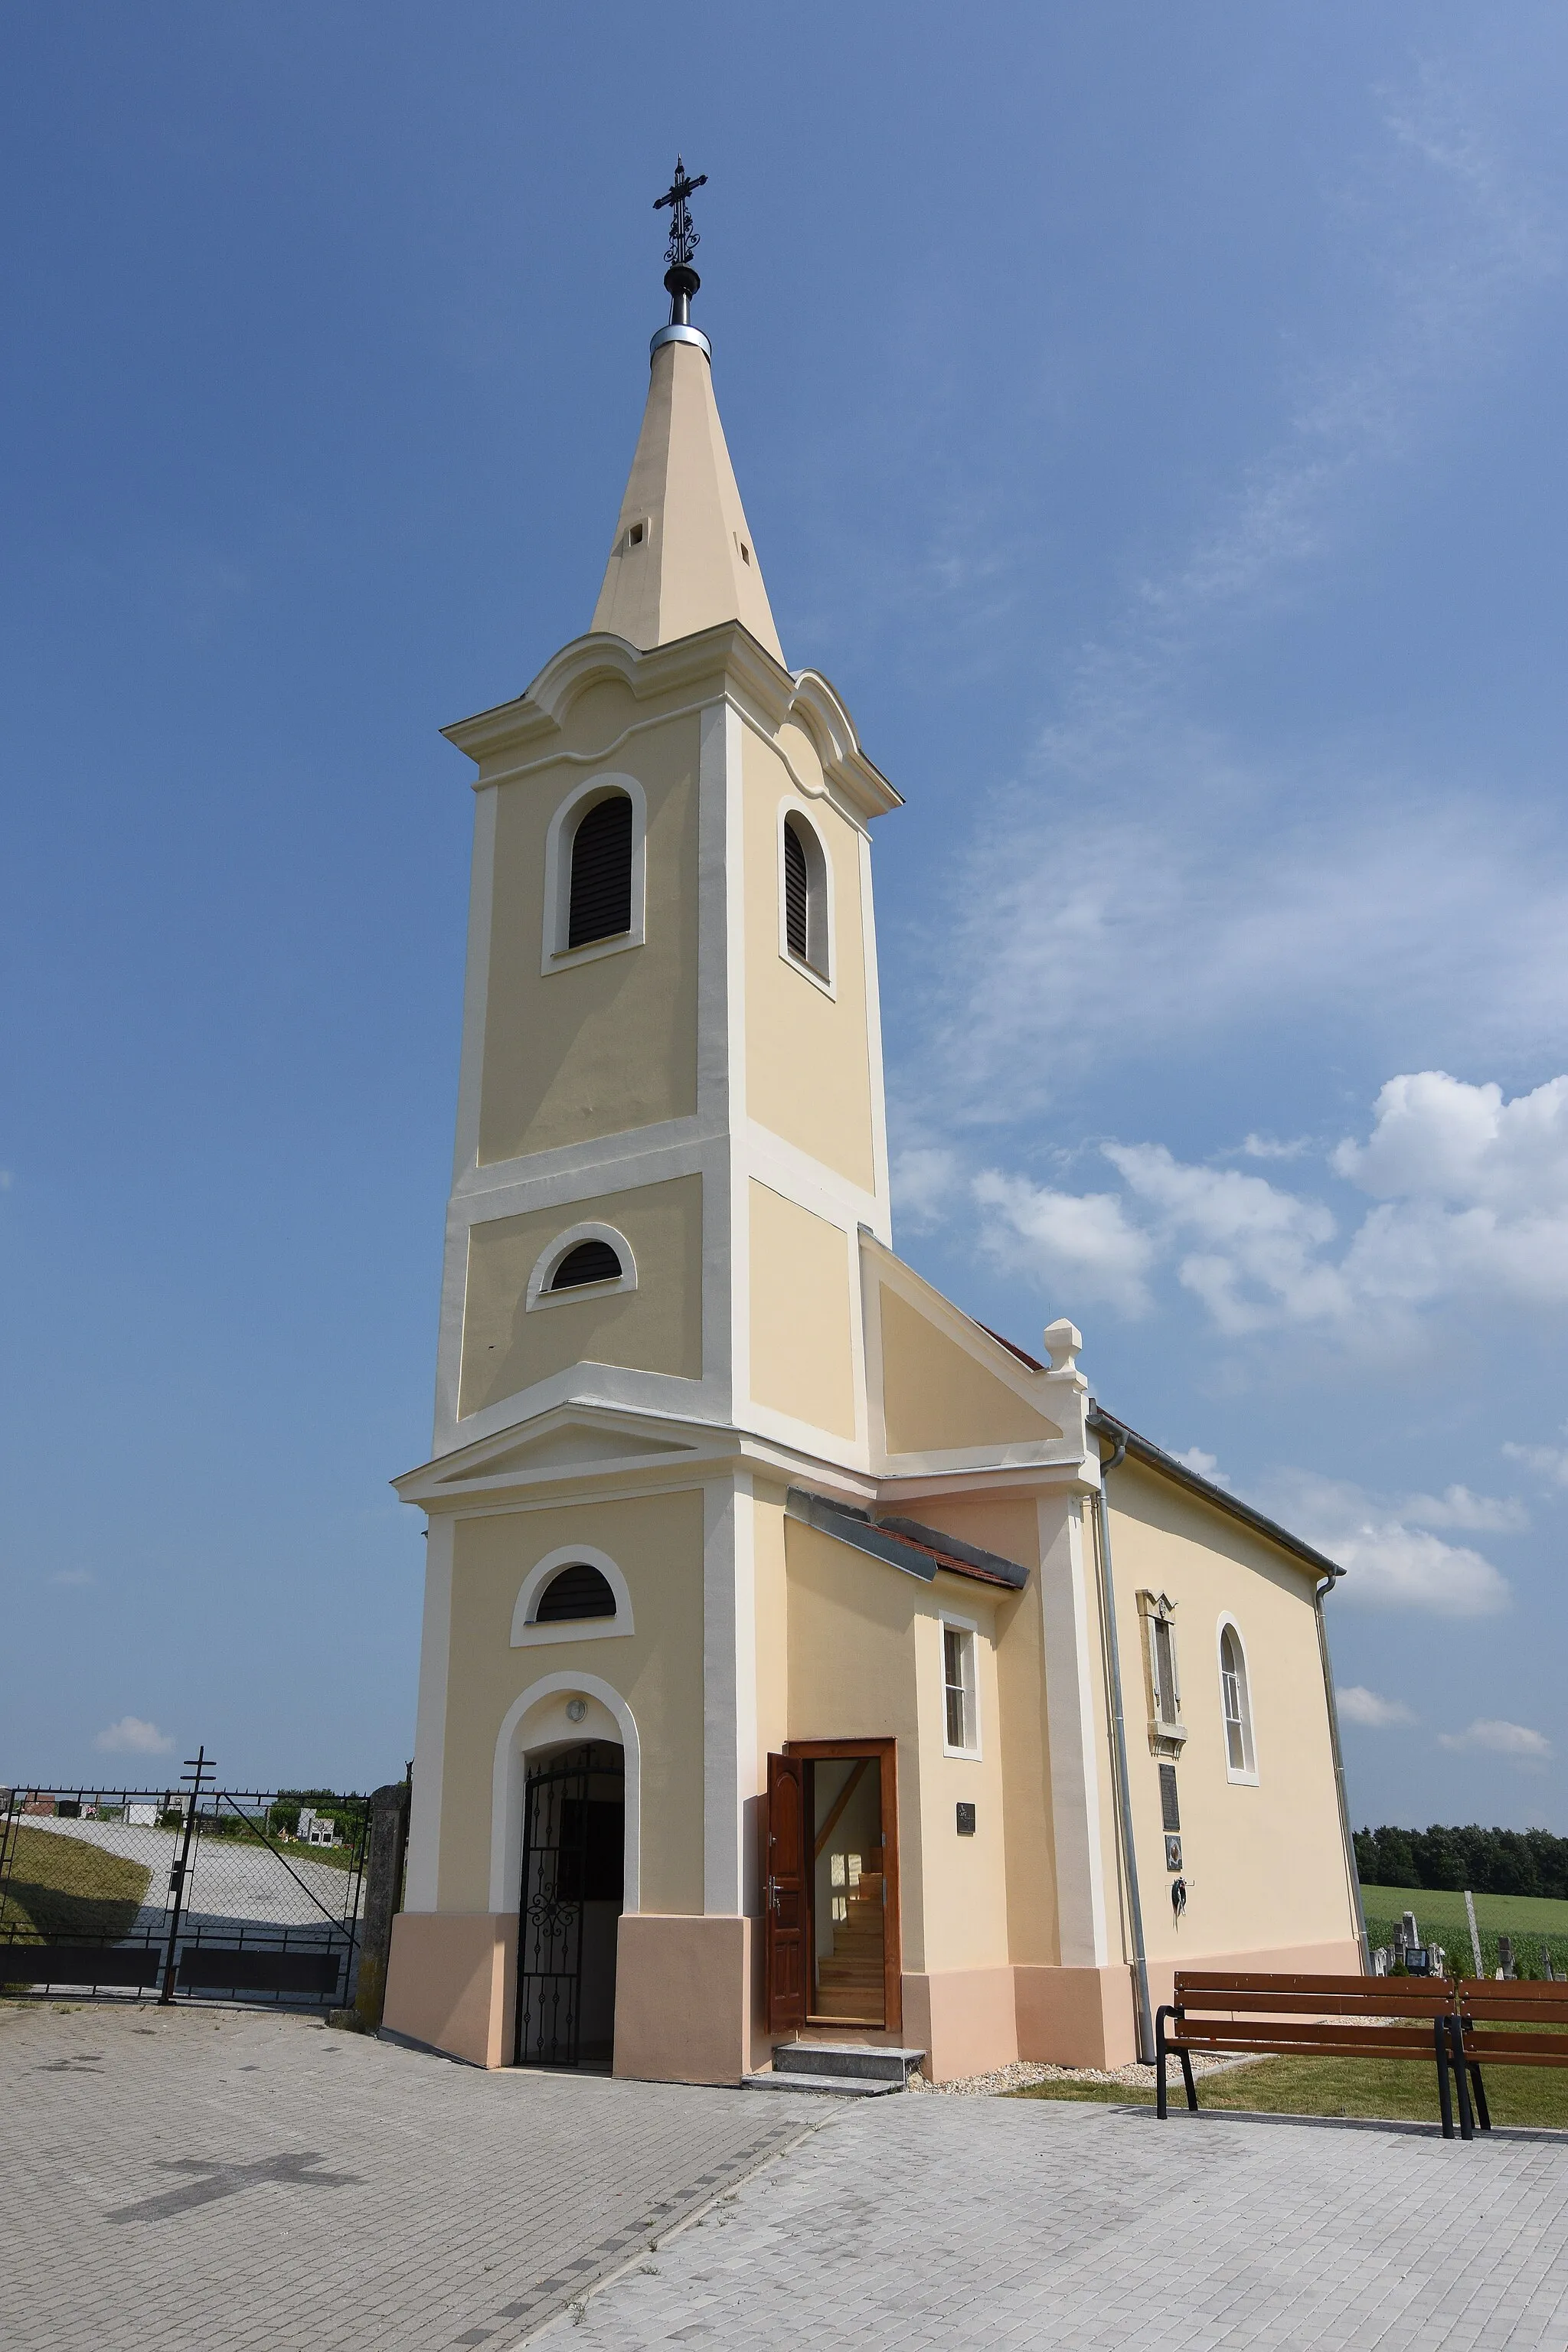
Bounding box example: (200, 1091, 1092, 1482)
(1259, 1470, 1511, 1618)
(1437, 1718, 1553, 1762)
(1400, 1485, 1528, 1534)
(94, 1716, 173, 1757)
(1174, 1446, 1230, 1488)
(1338, 1687, 1417, 1730)
(945, 1073, 1568, 1344)
(1502, 1429, 1568, 1489)
(971, 1168, 1155, 1318)
(1242, 1135, 1310, 1161)
(890, 1145, 962, 1233)
(1106, 1144, 1348, 1336)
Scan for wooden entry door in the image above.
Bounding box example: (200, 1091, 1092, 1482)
(763, 1752, 807, 2034)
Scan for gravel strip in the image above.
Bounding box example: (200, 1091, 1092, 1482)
(910, 2050, 1266, 2097)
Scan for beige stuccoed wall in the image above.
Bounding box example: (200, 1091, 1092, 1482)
(741, 727, 876, 1190)
(459, 1174, 704, 1416)
(905, 1493, 1060, 1970)
(436, 1488, 706, 1916)
(477, 710, 700, 1165)
(748, 1183, 857, 1439)
(783, 1521, 1014, 1984)
(1104, 1462, 1359, 1967)
(878, 1288, 1060, 1455)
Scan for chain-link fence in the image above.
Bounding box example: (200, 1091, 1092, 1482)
(0, 1774, 369, 2006)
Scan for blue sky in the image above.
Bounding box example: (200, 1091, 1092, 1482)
(3, 5, 1566, 1827)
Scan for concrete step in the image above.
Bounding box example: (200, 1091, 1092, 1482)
(770, 2040, 926, 2089)
(743, 2069, 900, 2097)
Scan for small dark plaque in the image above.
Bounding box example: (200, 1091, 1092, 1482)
(1158, 1762, 1181, 1833)
(1165, 1834, 1183, 1873)
(956, 1802, 976, 1836)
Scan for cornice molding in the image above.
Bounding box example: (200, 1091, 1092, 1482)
(442, 624, 902, 822)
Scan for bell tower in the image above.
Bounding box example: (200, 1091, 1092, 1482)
(392, 168, 901, 2081)
(425, 165, 898, 1472)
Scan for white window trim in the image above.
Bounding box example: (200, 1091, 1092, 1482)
(776, 799, 836, 998)
(939, 1612, 982, 1760)
(511, 1545, 635, 1647)
(1217, 1612, 1259, 1785)
(541, 772, 648, 975)
(524, 1222, 638, 1314)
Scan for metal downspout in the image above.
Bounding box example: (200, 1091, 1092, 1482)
(1094, 1434, 1156, 2063)
(1315, 1570, 1371, 1972)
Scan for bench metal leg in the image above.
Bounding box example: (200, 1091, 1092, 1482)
(1435, 2017, 1455, 2140)
(1468, 2061, 1491, 2133)
(1179, 2047, 1198, 2112)
(1448, 2017, 1475, 2141)
(1155, 2005, 1172, 2119)
(1451, 2020, 1475, 2140)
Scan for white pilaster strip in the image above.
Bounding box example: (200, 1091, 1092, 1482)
(702, 1473, 755, 1914)
(720, 700, 750, 1422)
(858, 827, 893, 1243)
(403, 1514, 455, 1911)
(1037, 1494, 1111, 1967)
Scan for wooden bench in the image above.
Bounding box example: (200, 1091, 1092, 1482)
(1156, 1971, 1475, 2138)
(1453, 1978, 1568, 2132)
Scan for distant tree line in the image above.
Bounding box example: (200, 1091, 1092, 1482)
(1356, 1824, 1568, 1900)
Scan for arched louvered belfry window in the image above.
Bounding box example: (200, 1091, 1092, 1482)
(550, 1238, 623, 1291)
(532, 1562, 617, 1623)
(567, 793, 634, 949)
(781, 812, 829, 980)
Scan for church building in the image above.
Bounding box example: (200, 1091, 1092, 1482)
(383, 172, 1365, 2085)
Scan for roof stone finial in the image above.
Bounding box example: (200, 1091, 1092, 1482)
(653, 157, 707, 330)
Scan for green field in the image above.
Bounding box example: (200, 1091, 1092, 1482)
(0, 1828, 151, 1948)
(1011, 2055, 1568, 2129)
(1361, 1882, 1568, 1976)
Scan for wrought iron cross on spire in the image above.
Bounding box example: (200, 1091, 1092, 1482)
(654, 156, 706, 268)
(654, 158, 707, 328)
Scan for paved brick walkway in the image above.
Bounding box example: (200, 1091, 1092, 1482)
(538, 2090, 1568, 2350)
(0, 2001, 833, 2352)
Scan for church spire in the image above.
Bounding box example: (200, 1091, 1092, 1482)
(590, 162, 785, 664)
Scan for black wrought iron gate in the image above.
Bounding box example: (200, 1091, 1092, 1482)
(514, 1743, 625, 2069)
(0, 1754, 368, 2007)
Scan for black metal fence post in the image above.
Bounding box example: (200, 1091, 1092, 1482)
(160, 1746, 213, 2004)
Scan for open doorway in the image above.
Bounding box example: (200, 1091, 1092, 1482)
(766, 1740, 900, 2037)
(514, 1741, 624, 2069)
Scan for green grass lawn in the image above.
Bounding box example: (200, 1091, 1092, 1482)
(1361, 1883, 1568, 1938)
(1011, 2056, 1568, 2128)
(0, 1827, 151, 1945)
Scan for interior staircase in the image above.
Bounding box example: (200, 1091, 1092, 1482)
(812, 1870, 884, 2022)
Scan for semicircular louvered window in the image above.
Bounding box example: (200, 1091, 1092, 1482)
(534, 1562, 618, 1622)
(550, 1239, 623, 1291)
(567, 794, 634, 949)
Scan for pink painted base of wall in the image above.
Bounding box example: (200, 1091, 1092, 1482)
(378, 1915, 1367, 2086)
(615, 1914, 753, 2086)
(902, 1968, 1020, 2083)
(381, 1911, 516, 2068)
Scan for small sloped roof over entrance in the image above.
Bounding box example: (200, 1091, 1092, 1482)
(785, 1488, 1028, 1591)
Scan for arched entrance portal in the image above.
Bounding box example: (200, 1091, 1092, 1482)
(514, 1741, 625, 2069)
